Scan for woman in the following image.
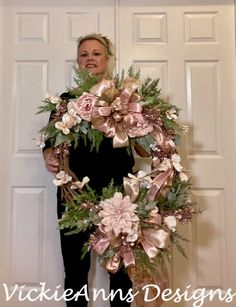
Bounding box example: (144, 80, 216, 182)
(43, 33, 134, 307)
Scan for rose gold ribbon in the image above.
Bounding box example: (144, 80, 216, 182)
(140, 238, 160, 259)
(105, 247, 135, 273)
(128, 102, 142, 113)
(89, 79, 115, 97)
(123, 176, 140, 202)
(148, 168, 173, 201)
(151, 128, 176, 154)
(123, 248, 135, 268)
(95, 105, 111, 116)
(140, 228, 169, 260)
(93, 237, 110, 255)
(143, 228, 169, 249)
(94, 226, 121, 256)
(148, 209, 162, 225)
(121, 77, 141, 92)
(113, 122, 129, 147)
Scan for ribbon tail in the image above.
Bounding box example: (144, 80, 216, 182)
(113, 131, 129, 148)
(123, 249, 135, 268)
(123, 177, 139, 202)
(140, 238, 159, 259)
(148, 168, 173, 201)
(93, 237, 110, 255)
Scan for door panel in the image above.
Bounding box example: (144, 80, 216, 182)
(0, 1, 114, 307)
(118, 1, 236, 306)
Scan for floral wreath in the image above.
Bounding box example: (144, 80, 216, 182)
(36, 67, 199, 306)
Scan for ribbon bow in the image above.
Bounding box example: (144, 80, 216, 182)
(94, 229, 136, 273)
(91, 79, 146, 148)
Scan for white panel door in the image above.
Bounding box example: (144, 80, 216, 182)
(0, 1, 115, 307)
(1, 1, 236, 307)
(118, 1, 236, 307)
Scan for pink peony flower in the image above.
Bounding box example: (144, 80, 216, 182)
(75, 92, 98, 121)
(99, 192, 139, 237)
(125, 113, 153, 138)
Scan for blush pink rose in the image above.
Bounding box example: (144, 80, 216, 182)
(75, 92, 98, 121)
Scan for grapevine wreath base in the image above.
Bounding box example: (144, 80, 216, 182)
(36, 67, 199, 307)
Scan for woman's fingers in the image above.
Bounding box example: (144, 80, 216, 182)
(43, 148, 59, 174)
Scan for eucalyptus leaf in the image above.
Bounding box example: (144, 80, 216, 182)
(54, 132, 70, 147)
(135, 135, 156, 154)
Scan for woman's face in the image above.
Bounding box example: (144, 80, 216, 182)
(77, 39, 109, 77)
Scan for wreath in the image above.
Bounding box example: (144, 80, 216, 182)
(36, 67, 200, 306)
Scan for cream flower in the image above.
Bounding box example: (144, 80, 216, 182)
(157, 158, 172, 172)
(67, 101, 81, 121)
(179, 172, 188, 181)
(166, 108, 178, 120)
(128, 171, 152, 189)
(53, 171, 72, 186)
(45, 92, 51, 99)
(164, 215, 177, 232)
(171, 153, 183, 172)
(55, 112, 80, 135)
(45, 93, 62, 109)
(50, 96, 62, 105)
(182, 124, 190, 134)
(63, 113, 78, 128)
(55, 121, 70, 135)
(156, 154, 184, 173)
(99, 192, 139, 237)
(126, 223, 139, 243)
(70, 176, 90, 190)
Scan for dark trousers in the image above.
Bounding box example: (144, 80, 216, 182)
(60, 230, 132, 307)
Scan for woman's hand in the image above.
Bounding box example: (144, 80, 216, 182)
(43, 148, 59, 175)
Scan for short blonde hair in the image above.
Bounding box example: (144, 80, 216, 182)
(77, 33, 114, 57)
